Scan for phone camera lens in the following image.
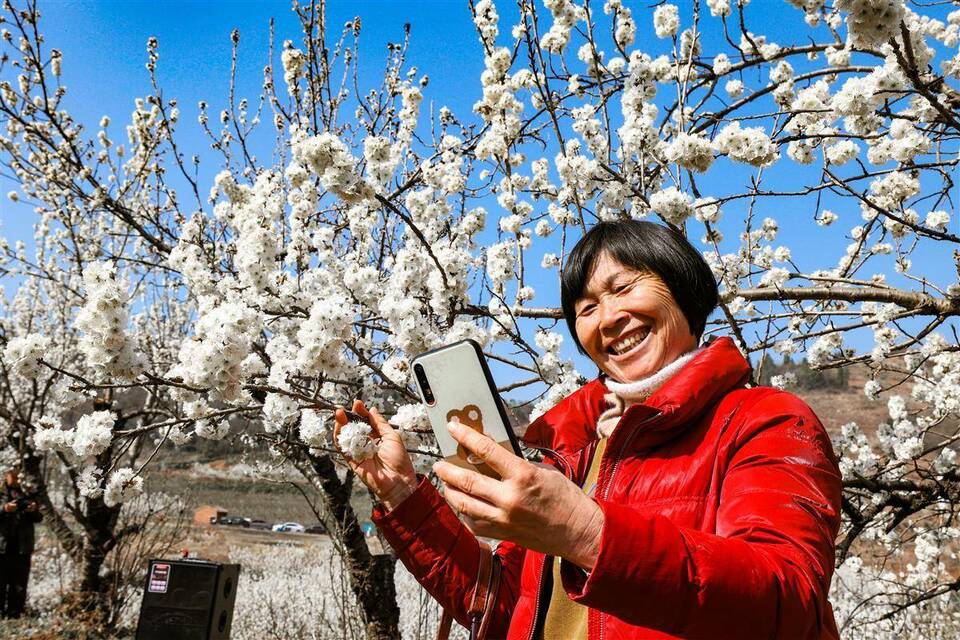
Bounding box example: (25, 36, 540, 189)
(414, 363, 435, 406)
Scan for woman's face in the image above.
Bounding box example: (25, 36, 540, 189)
(574, 252, 698, 384)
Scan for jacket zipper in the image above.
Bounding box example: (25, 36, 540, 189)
(525, 445, 576, 640)
(601, 410, 661, 502)
(596, 410, 662, 640)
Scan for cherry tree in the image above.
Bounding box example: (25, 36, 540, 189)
(1, 0, 959, 637)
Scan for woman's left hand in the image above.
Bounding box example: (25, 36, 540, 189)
(433, 420, 604, 570)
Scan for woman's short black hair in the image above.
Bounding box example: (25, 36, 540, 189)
(560, 220, 719, 354)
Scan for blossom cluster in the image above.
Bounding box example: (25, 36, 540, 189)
(74, 262, 144, 381)
(103, 467, 144, 507)
(337, 420, 376, 462)
(32, 411, 118, 463)
(168, 296, 261, 402)
(3, 333, 50, 379)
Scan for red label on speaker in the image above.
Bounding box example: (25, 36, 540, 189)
(148, 563, 170, 593)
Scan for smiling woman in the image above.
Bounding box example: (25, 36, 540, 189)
(560, 221, 717, 384)
(334, 220, 843, 640)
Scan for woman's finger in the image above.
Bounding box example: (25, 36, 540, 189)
(433, 460, 502, 504)
(347, 400, 396, 439)
(441, 485, 502, 523)
(332, 408, 349, 461)
(446, 420, 523, 479)
(352, 399, 370, 420)
(367, 406, 397, 439)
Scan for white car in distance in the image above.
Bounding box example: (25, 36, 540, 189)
(271, 522, 306, 533)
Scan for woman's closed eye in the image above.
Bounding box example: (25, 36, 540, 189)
(577, 302, 596, 316)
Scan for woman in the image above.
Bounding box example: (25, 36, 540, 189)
(335, 220, 842, 639)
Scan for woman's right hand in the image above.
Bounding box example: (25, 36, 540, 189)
(333, 399, 419, 511)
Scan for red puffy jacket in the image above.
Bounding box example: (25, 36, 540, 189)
(372, 337, 842, 639)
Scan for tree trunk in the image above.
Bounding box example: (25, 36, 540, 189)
(307, 453, 401, 640)
(19, 451, 83, 559)
(74, 492, 121, 613)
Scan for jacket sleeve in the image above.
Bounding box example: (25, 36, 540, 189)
(372, 474, 525, 636)
(558, 391, 842, 639)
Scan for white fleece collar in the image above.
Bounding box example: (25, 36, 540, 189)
(596, 347, 704, 438)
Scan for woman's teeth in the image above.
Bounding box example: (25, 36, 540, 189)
(612, 329, 649, 355)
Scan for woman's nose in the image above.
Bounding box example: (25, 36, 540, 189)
(597, 298, 628, 330)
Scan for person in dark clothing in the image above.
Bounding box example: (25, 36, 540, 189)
(1, 467, 41, 619)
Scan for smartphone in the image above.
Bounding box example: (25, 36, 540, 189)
(411, 339, 523, 478)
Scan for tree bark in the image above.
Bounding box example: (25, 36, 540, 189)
(306, 453, 401, 640)
(19, 451, 83, 560)
(75, 492, 121, 612)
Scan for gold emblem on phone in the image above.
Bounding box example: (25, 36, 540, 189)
(446, 404, 496, 476)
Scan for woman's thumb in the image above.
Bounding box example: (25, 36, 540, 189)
(368, 407, 395, 437)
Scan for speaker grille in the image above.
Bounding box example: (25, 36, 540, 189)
(136, 560, 239, 640)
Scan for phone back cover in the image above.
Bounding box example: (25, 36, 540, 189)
(412, 341, 514, 476)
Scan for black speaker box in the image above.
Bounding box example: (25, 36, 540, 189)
(135, 558, 240, 640)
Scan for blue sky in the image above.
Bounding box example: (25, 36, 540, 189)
(0, 1, 957, 400)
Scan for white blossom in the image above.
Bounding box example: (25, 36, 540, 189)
(712, 53, 732, 75)
(32, 417, 72, 453)
(71, 411, 115, 459)
(280, 42, 306, 95)
(290, 128, 373, 204)
(653, 4, 680, 38)
(171, 296, 261, 402)
(337, 420, 376, 462)
(706, 0, 731, 18)
(713, 122, 779, 167)
(770, 372, 796, 390)
(103, 468, 144, 507)
(663, 132, 715, 172)
(76, 466, 103, 499)
(299, 409, 331, 448)
(649, 187, 694, 225)
(725, 79, 744, 97)
(836, 0, 905, 48)
(75, 262, 144, 381)
(817, 210, 839, 226)
(825, 140, 861, 165)
(3, 333, 49, 379)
